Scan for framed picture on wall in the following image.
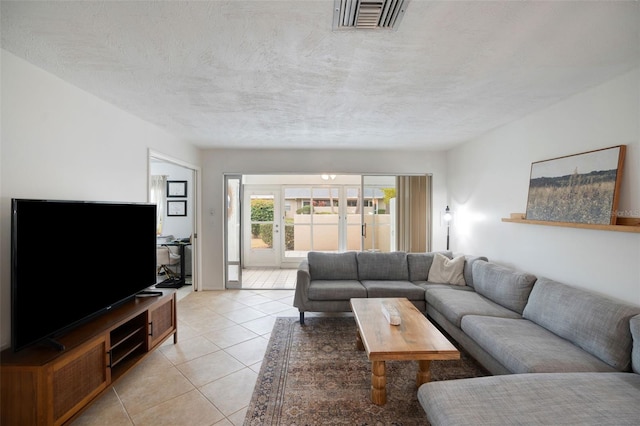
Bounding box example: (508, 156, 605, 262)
(167, 200, 187, 216)
(167, 180, 187, 197)
(525, 145, 626, 225)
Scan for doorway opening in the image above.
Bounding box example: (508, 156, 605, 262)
(148, 150, 200, 294)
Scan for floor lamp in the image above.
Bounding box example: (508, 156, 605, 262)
(444, 206, 452, 250)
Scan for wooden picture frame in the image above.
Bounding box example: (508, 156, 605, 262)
(167, 180, 187, 197)
(525, 145, 626, 225)
(167, 200, 187, 217)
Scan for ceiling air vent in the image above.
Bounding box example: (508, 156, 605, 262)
(333, 0, 409, 31)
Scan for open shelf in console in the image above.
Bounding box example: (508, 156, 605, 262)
(109, 312, 147, 374)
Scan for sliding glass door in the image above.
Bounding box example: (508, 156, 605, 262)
(223, 174, 431, 289)
(284, 185, 341, 258)
(361, 175, 396, 252)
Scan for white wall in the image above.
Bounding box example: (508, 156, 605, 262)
(0, 50, 200, 350)
(447, 68, 640, 306)
(200, 149, 448, 290)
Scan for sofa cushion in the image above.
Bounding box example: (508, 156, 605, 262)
(407, 251, 452, 282)
(360, 280, 425, 301)
(472, 261, 536, 314)
(523, 277, 640, 371)
(308, 251, 358, 281)
(425, 288, 521, 328)
(308, 280, 366, 301)
(356, 251, 409, 281)
(461, 315, 616, 373)
(427, 253, 466, 285)
(462, 255, 488, 289)
(632, 315, 640, 374)
(418, 372, 640, 426)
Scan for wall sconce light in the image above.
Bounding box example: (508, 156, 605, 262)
(443, 205, 452, 250)
(321, 174, 336, 181)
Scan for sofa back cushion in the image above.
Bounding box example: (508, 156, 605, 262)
(472, 260, 537, 314)
(463, 256, 488, 288)
(407, 251, 452, 281)
(523, 277, 640, 371)
(308, 251, 358, 281)
(357, 251, 409, 281)
(631, 315, 640, 374)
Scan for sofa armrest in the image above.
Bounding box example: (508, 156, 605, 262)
(293, 260, 311, 310)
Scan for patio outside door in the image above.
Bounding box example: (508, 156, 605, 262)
(243, 186, 281, 268)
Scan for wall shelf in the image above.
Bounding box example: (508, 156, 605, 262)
(502, 214, 640, 234)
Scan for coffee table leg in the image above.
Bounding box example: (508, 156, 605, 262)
(417, 360, 432, 386)
(371, 360, 386, 405)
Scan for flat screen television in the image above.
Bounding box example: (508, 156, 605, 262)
(11, 198, 157, 352)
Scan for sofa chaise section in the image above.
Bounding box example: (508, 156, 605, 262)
(460, 276, 640, 374)
(418, 314, 640, 425)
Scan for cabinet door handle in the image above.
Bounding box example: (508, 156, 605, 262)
(107, 349, 113, 368)
(149, 321, 153, 336)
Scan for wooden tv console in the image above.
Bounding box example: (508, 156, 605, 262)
(1, 288, 177, 426)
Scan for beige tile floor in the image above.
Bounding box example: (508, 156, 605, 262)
(71, 286, 300, 426)
(241, 268, 297, 289)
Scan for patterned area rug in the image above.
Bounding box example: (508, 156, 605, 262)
(244, 316, 490, 425)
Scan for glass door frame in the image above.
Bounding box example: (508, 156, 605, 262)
(224, 174, 242, 289)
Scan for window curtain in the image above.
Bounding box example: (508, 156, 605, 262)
(396, 175, 431, 252)
(150, 175, 167, 235)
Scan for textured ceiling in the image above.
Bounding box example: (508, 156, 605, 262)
(2, 1, 639, 150)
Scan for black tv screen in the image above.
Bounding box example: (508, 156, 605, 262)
(11, 199, 157, 352)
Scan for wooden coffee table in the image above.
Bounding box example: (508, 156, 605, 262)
(350, 297, 460, 405)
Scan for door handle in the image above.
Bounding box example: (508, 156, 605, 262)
(362, 223, 367, 237)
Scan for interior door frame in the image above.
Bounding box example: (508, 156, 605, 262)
(148, 149, 201, 291)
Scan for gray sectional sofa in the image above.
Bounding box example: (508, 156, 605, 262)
(419, 264, 640, 424)
(293, 251, 640, 424)
(292, 250, 486, 325)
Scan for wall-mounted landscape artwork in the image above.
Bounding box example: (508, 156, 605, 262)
(525, 145, 626, 225)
